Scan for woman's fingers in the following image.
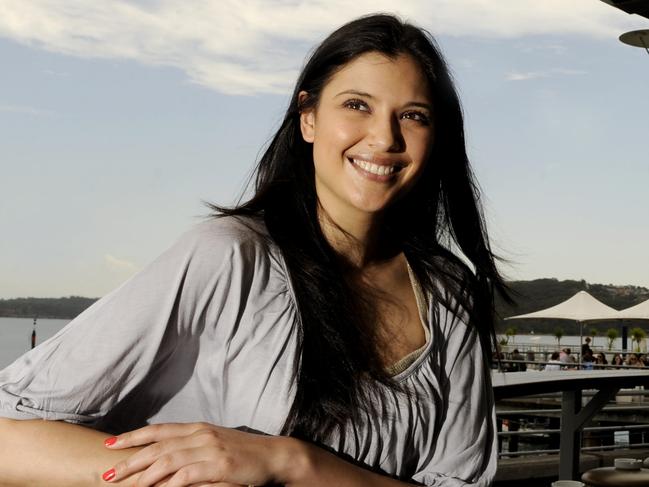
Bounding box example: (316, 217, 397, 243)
(151, 474, 240, 487)
(191, 483, 244, 487)
(105, 440, 198, 483)
(105, 422, 211, 449)
(101, 423, 262, 487)
(151, 473, 173, 487)
(138, 453, 223, 487)
(161, 461, 234, 487)
(156, 483, 242, 487)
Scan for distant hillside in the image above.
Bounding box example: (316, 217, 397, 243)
(495, 278, 649, 333)
(2, 278, 648, 326)
(0, 296, 98, 320)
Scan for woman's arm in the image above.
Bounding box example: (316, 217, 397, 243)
(0, 419, 417, 487)
(0, 220, 265, 486)
(287, 440, 420, 487)
(103, 422, 420, 487)
(0, 418, 143, 487)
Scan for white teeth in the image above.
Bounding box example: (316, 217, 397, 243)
(351, 158, 399, 176)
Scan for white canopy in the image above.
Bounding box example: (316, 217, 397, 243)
(618, 298, 649, 320)
(505, 290, 620, 322)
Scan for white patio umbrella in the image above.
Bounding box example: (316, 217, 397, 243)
(506, 291, 620, 321)
(618, 299, 649, 320)
(505, 291, 620, 361)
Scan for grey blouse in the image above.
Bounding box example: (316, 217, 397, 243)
(0, 216, 497, 486)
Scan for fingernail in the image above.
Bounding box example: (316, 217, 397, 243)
(102, 468, 116, 482)
(104, 436, 118, 447)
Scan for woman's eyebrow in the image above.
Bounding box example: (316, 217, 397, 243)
(407, 101, 433, 111)
(335, 89, 373, 98)
(335, 89, 432, 111)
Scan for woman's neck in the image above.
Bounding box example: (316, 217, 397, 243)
(317, 204, 397, 269)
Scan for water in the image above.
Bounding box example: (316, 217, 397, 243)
(0, 321, 636, 372)
(498, 334, 638, 357)
(0, 317, 70, 369)
(501, 333, 627, 352)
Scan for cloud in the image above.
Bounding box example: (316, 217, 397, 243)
(0, 0, 641, 95)
(104, 254, 138, 272)
(516, 43, 569, 55)
(505, 71, 547, 81)
(553, 68, 588, 76)
(505, 67, 588, 81)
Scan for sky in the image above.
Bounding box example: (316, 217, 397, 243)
(1, 0, 648, 299)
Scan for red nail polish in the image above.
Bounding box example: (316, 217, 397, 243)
(104, 436, 118, 447)
(102, 468, 116, 482)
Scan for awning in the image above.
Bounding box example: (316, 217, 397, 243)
(505, 290, 620, 322)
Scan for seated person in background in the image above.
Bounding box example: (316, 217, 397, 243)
(545, 351, 562, 371)
(492, 351, 506, 370)
(567, 349, 576, 364)
(559, 349, 568, 364)
(627, 353, 643, 368)
(560, 348, 576, 368)
(612, 353, 624, 367)
(509, 349, 527, 372)
(581, 350, 594, 370)
(526, 350, 536, 370)
(594, 352, 608, 367)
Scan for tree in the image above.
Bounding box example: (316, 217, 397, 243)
(554, 327, 564, 347)
(505, 326, 517, 345)
(630, 327, 647, 353)
(606, 328, 618, 351)
(590, 328, 598, 348)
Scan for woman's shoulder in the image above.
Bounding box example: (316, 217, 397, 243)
(178, 214, 275, 255)
(187, 214, 270, 241)
(426, 277, 472, 333)
(419, 277, 482, 368)
(158, 214, 284, 281)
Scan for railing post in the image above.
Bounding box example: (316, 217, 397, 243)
(559, 389, 581, 480)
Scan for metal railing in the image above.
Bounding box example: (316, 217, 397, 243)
(496, 388, 649, 459)
(495, 358, 648, 371)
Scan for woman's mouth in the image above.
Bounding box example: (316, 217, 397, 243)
(347, 157, 404, 179)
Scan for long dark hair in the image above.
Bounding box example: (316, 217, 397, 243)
(210, 13, 510, 444)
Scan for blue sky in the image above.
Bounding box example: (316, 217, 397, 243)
(1, 0, 648, 298)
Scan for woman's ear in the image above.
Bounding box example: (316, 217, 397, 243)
(298, 90, 315, 143)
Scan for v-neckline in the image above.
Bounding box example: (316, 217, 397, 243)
(384, 261, 431, 377)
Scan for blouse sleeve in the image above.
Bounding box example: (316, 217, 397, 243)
(0, 217, 264, 427)
(411, 304, 498, 487)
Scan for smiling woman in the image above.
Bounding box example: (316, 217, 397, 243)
(0, 13, 509, 487)
(300, 52, 434, 218)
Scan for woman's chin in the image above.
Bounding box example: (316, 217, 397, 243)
(347, 197, 392, 216)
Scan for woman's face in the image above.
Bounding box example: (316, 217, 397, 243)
(299, 51, 434, 219)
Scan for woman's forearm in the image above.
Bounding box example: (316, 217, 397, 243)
(0, 418, 418, 487)
(282, 438, 419, 487)
(0, 418, 142, 487)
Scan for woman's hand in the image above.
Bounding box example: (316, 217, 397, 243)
(102, 422, 296, 487)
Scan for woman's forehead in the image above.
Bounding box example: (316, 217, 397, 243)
(322, 51, 431, 103)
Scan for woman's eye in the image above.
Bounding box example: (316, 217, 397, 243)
(402, 111, 431, 125)
(343, 99, 369, 112)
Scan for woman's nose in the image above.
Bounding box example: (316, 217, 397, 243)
(367, 114, 404, 152)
